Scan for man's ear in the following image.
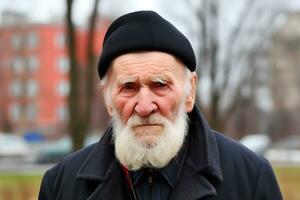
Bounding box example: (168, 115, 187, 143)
(185, 72, 197, 112)
(106, 103, 113, 116)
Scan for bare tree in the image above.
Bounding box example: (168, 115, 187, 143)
(269, 12, 300, 138)
(196, 0, 289, 135)
(66, 0, 101, 151)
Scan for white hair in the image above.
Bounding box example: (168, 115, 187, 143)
(99, 75, 111, 105)
(183, 67, 193, 97)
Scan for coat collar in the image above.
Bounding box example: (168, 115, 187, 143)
(76, 127, 129, 200)
(76, 127, 115, 181)
(170, 106, 223, 200)
(76, 106, 223, 200)
(188, 106, 223, 180)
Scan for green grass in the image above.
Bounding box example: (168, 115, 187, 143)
(0, 167, 299, 200)
(0, 172, 42, 200)
(274, 167, 300, 200)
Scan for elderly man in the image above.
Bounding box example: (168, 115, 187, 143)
(39, 11, 282, 200)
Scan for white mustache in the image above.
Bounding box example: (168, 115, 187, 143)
(127, 113, 168, 127)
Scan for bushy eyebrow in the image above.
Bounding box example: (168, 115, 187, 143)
(149, 75, 169, 84)
(116, 74, 171, 85)
(117, 76, 138, 85)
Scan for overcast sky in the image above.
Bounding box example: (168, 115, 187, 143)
(0, 0, 167, 24)
(0, 0, 59, 21)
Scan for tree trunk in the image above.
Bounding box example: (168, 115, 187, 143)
(66, 0, 84, 151)
(66, 0, 100, 151)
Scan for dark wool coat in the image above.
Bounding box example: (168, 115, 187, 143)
(38, 107, 283, 200)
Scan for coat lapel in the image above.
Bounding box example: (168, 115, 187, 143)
(86, 160, 127, 200)
(169, 160, 218, 200)
(170, 107, 223, 200)
(76, 128, 128, 200)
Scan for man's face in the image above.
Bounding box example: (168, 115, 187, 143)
(105, 51, 195, 143)
(102, 51, 197, 170)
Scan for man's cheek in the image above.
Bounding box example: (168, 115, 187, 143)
(118, 102, 137, 123)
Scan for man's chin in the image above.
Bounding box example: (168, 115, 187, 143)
(131, 125, 164, 148)
(136, 135, 160, 149)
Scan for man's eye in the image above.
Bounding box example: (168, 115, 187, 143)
(122, 83, 137, 91)
(152, 82, 167, 88)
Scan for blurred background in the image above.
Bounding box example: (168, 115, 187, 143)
(0, 0, 300, 199)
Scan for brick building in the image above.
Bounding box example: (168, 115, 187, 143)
(0, 12, 108, 136)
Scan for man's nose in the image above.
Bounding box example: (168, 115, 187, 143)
(134, 88, 158, 117)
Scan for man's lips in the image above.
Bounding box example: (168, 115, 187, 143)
(132, 124, 164, 136)
(133, 124, 163, 128)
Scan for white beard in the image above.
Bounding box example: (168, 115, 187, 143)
(111, 103, 189, 171)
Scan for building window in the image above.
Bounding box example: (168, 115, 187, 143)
(9, 80, 22, 97)
(9, 103, 21, 121)
(3, 59, 10, 69)
(27, 32, 39, 49)
(26, 103, 38, 120)
(57, 104, 69, 121)
(55, 32, 65, 48)
(27, 79, 39, 97)
(27, 55, 39, 72)
(57, 80, 70, 96)
(57, 56, 70, 74)
(12, 57, 25, 74)
(11, 33, 22, 50)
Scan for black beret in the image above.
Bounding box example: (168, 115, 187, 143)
(97, 10, 196, 79)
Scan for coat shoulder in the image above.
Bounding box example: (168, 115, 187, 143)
(213, 131, 282, 200)
(50, 143, 96, 172)
(42, 143, 97, 186)
(214, 131, 265, 166)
